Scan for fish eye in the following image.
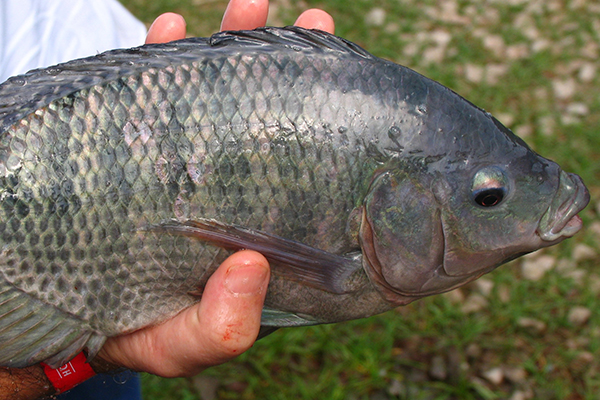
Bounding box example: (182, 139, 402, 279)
(471, 167, 509, 208)
(474, 188, 505, 207)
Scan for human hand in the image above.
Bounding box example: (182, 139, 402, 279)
(97, 250, 270, 377)
(145, 0, 334, 44)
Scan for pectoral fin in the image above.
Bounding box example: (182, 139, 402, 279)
(146, 219, 361, 294)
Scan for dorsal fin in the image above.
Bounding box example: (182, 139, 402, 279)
(0, 27, 374, 131)
(209, 26, 374, 59)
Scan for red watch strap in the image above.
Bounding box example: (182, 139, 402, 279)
(41, 352, 96, 393)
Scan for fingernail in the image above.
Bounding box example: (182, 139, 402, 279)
(224, 264, 269, 296)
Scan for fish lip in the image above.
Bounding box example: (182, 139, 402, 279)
(537, 171, 589, 242)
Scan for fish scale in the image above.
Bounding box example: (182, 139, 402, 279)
(0, 27, 589, 368)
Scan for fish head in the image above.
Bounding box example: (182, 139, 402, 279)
(435, 153, 589, 287)
(359, 130, 589, 305)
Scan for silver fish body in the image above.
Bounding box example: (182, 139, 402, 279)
(0, 27, 589, 367)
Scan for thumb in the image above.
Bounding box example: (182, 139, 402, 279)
(194, 250, 271, 365)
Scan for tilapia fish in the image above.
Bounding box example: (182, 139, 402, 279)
(0, 27, 589, 368)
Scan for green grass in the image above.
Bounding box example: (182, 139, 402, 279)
(116, 0, 600, 398)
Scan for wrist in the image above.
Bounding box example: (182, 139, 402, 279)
(0, 365, 54, 400)
(88, 354, 124, 374)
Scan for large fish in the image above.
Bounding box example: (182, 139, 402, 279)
(0, 27, 589, 368)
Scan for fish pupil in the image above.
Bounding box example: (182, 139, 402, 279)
(474, 188, 504, 207)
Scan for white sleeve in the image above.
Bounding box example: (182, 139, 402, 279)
(0, 0, 147, 82)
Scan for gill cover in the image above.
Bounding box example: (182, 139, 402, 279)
(360, 169, 460, 305)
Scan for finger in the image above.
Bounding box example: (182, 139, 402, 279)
(294, 9, 335, 34)
(146, 12, 187, 44)
(220, 0, 269, 31)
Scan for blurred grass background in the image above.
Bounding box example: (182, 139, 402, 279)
(118, 0, 600, 398)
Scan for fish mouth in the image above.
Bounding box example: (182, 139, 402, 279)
(537, 171, 589, 242)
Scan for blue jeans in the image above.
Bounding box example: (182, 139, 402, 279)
(57, 371, 142, 400)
